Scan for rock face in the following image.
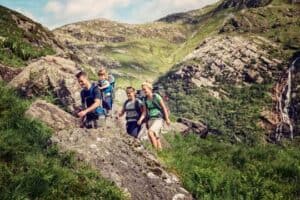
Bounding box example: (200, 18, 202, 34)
(0, 64, 22, 82)
(26, 100, 192, 200)
(9, 56, 81, 111)
(173, 35, 282, 90)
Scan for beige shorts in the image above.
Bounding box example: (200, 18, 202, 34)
(148, 118, 164, 138)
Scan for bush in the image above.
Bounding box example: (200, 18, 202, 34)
(0, 83, 124, 199)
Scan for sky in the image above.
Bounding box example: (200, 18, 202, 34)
(0, 0, 219, 29)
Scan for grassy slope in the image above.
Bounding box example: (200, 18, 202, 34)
(156, 1, 300, 199)
(0, 83, 124, 199)
(159, 134, 300, 199)
(0, 6, 55, 67)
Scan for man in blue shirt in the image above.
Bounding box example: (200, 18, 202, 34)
(76, 71, 105, 128)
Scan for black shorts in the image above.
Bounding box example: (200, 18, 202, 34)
(126, 121, 141, 138)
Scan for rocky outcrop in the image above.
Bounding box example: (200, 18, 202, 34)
(0, 5, 64, 53)
(173, 35, 282, 90)
(9, 56, 81, 111)
(177, 118, 208, 138)
(26, 100, 192, 200)
(0, 64, 22, 82)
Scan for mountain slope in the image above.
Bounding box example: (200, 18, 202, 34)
(0, 5, 62, 68)
(157, 0, 300, 142)
(53, 1, 224, 87)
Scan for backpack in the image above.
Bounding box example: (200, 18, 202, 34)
(88, 83, 106, 116)
(145, 93, 170, 120)
(108, 74, 115, 89)
(123, 99, 143, 122)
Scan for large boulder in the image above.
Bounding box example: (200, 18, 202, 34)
(9, 56, 81, 111)
(25, 100, 78, 131)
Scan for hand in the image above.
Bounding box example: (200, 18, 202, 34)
(78, 110, 87, 118)
(165, 118, 171, 126)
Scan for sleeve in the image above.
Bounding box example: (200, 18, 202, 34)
(93, 86, 102, 100)
(154, 93, 163, 102)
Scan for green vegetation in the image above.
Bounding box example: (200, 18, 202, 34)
(221, 2, 300, 58)
(159, 134, 300, 200)
(0, 6, 55, 67)
(159, 73, 272, 143)
(0, 83, 124, 199)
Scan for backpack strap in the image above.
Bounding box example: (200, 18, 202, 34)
(152, 93, 162, 110)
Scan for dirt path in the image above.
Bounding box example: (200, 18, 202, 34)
(26, 100, 192, 200)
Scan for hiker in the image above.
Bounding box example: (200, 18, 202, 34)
(76, 71, 106, 129)
(142, 82, 170, 150)
(118, 86, 146, 138)
(98, 68, 113, 116)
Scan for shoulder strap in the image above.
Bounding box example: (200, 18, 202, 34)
(152, 93, 162, 110)
(135, 99, 142, 114)
(89, 83, 96, 97)
(123, 99, 130, 110)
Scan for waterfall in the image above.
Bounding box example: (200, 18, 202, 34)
(275, 57, 299, 141)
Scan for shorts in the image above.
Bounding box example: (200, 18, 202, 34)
(147, 118, 164, 138)
(126, 121, 141, 138)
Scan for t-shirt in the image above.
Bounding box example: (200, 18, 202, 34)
(81, 84, 102, 109)
(145, 94, 163, 119)
(123, 99, 144, 122)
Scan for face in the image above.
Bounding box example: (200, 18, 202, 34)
(98, 74, 105, 80)
(126, 89, 135, 100)
(142, 85, 152, 96)
(77, 75, 89, 89)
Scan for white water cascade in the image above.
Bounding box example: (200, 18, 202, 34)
(275, 57, 300, 141)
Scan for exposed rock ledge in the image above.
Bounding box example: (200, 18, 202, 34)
(25, 100, 192, 200)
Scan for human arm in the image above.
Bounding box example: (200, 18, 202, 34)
(137, 104, 147, 125)
(78, 99, 101, 118)
(78, 87, 102, 118)
(98, 80, 110, 90)
(159, 97, 170, 126)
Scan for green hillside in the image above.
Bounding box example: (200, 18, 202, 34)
(0, 6, 57, 67)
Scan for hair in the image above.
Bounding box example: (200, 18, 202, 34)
(98, 68, 108, 79)
(141, 82, 153, 90)
(126, 86, 135, 93)
(76, 71, 87, 79)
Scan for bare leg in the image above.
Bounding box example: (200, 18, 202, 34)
(156, 138, 162, 150)
(148, 130, 158, 149)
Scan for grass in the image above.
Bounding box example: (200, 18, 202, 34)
(159, 134, 300, 200)
(0, 5, 55, 67)
(158, 69, 273, 144)
(0, 83, 125, 199)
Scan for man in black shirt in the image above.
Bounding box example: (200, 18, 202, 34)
(76, 71, 105, 128)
